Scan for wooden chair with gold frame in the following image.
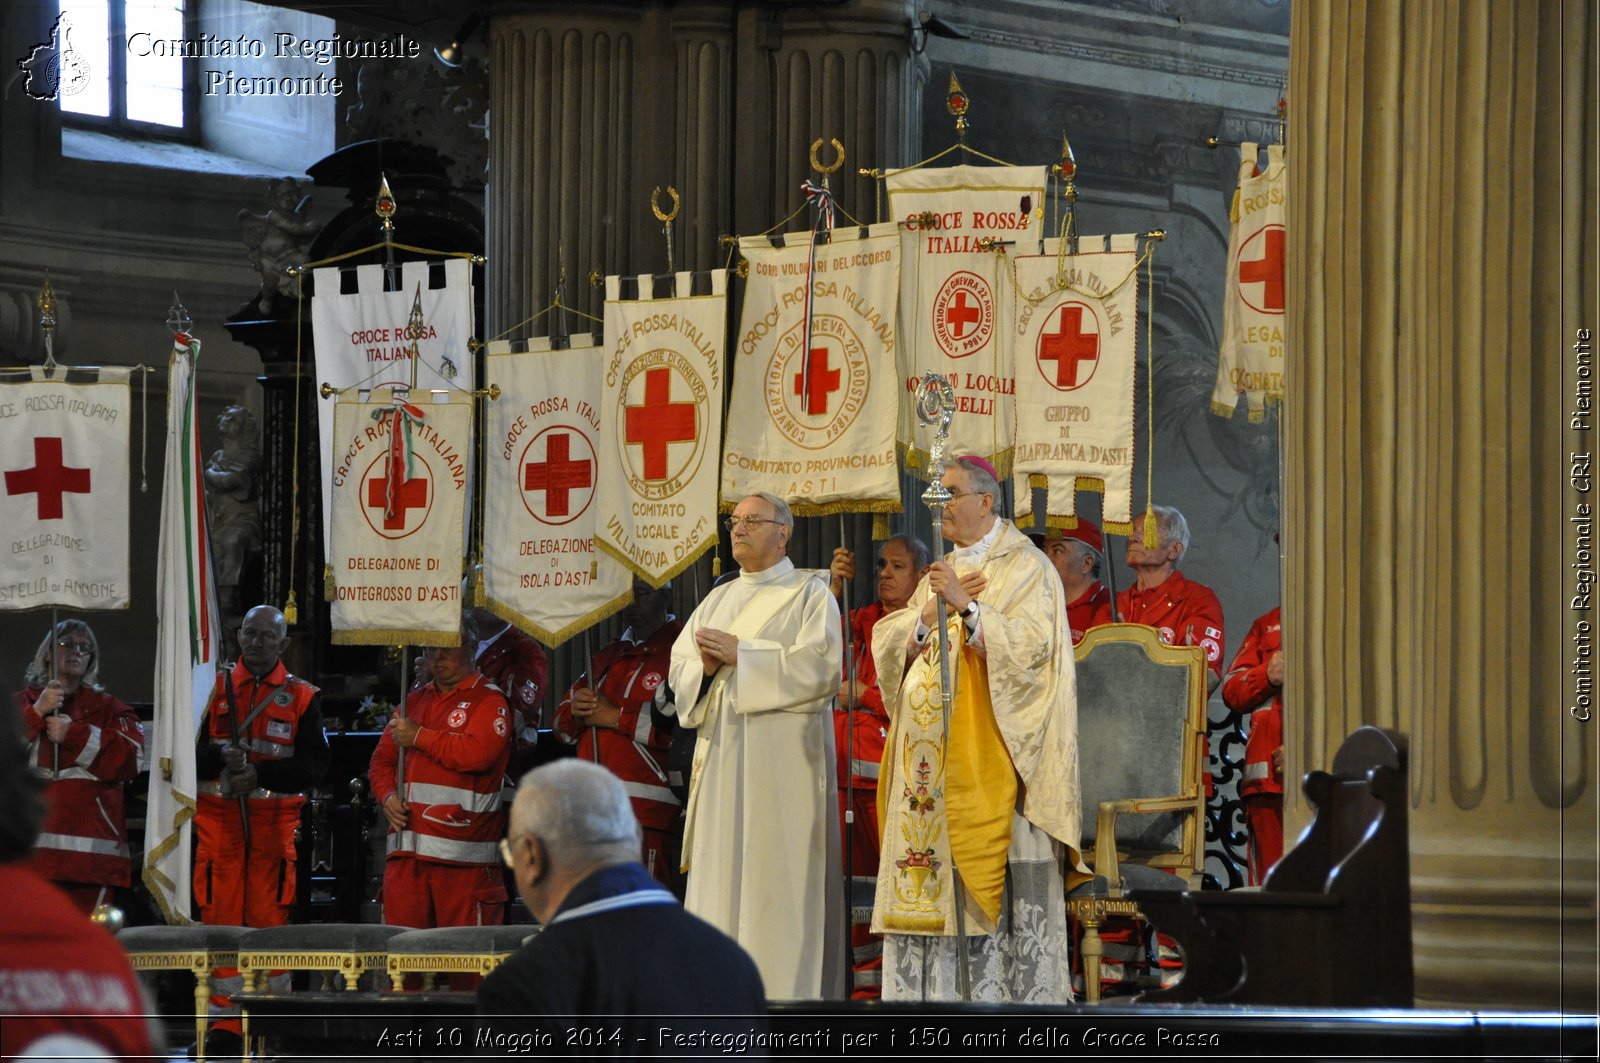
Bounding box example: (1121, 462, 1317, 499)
(1065, 622, 1208, 1003)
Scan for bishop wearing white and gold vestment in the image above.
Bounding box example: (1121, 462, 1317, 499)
(871, 457, 1086, 1002)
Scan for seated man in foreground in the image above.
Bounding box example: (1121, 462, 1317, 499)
(478, 760, 765, 1040)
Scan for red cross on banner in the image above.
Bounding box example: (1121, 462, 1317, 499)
(1239, 225, 1285, 312)
(946, 291, 982, 338)
(1039, 305, 1099, 388)
(793, 346, 842, 415)
(524, 432, 593, 517)
(5, 436, 91, 520)
(624, 367, 696, 482)
(366, 472, 428, 530)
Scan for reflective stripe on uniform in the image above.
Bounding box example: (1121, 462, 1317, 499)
(405, 781, 500, 812)
(387, 830, 498, 864)
(621, 780, 680, 807)
(196, 780, 297, 799)
(850, 759, 880, 781)
(74, 725, 102, 768)
(1243, 762, 1271, 780)
(35, 831, 128, 857)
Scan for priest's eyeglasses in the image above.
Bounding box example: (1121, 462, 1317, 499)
(724, 516, 782, 531)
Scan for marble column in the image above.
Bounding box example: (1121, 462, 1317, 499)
(1285, 0, 1597, 1008)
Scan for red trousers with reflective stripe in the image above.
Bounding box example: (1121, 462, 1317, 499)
(1245, 792, 1284, 886)
(382, 857, 506, 929)
(194, 795, 301, 927)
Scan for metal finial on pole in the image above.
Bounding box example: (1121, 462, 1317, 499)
(946, 72, 970, 145)
(651, 186, 681, 274)
(913, 371, 971, 1001)
(166, 292, 192, 338)
(36, 275, 58, 371)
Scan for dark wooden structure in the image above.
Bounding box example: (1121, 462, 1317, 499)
(1131, 725, 1413, 1006)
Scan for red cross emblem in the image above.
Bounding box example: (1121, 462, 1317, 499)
(1238, 224, 1285, 314)
(360, 453, 433, 539)
(522, 430, 594, 520)
(624, 367, 697, 482)
(793, 345, 842, 415)
(945, 291, 982, 338)
(931, 272, 994, 359)
(1037, 303, 1100, 390)
(5, 437, 91, 520)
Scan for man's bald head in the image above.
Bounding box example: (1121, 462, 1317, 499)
(238, 604, 290, 677)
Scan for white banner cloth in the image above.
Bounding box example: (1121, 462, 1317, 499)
(1011, 236, 1140, 535)
(598, 272, 727, 585)
(145, 336, 220, 925)
(328, 385, 472, 645)
(484, 336, 632, 644)
(311, 257, 475, 552)
(723, 223, 901, 514)
(1212, 142, 1286, 421)
(0, 367, 132, 609)
(887, 163, 1047, 474)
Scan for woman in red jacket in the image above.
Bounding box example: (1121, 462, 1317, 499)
(16, 620, 144, 913)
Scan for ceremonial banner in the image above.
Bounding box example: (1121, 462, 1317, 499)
(0, 367, 132, 609)
(328, 385, 472, 645)
(1011, 236, 1140, 534)
(311, 258, 475, 552)
(598, 271, 726, 585)
(887, 163, 1048, 475)
(145, 335, 220, 925)
(724, 223, 901, 514)
(484, 336, 632, 644)
(1212, 142, 1286, 421)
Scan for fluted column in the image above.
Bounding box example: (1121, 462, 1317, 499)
(1286, 0, 1597, 1008)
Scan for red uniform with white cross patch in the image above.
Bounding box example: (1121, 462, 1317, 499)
(370, 672, 510, 927)
(554, 619, 683, 886)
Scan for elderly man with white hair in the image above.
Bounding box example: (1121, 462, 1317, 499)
(667, 491, 847, 1000)
(478, 760, 764, 1027)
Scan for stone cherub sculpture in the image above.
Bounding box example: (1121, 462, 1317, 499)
(238, 178, 318, 316)
(204, 405, 263, 627)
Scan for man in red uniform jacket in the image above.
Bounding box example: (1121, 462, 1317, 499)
(16, 620, 143, 914)
(553, 578, 682, 888)
(1222, 605, 1285, 885)
(372, 612, 512, 927)
(1032, 520, 1115, 645)
(1117, 505, 1226, 689)
(1, 700, 158, 1063)
(193, 604, 329, 1047)
(827, 533, 930, 999)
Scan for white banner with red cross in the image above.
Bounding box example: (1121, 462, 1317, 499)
(723, 223, 901, 516)
(483, 335, 632, 644)
(1212, 142, 1286, 421)
(0, 368, 132, 610)
(598, 271, 726, 585)
(311, 258, 475, 556)
(327, 384, 472, 645)
(886, 163, 1048, 477)
(1011, 236, 1141, 536)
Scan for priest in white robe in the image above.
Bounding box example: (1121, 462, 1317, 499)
(871, 456, 1086, 1002)
(667, 491, 847, 1000)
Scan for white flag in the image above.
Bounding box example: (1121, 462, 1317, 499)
(1011, 236, 1141, 535)
(723, 224, 902, 514)
(144, 336, 220, 925)
(484, 336, 632, 644)
(887, 163, 1047, 475)
(598, 272, 726, 585)
(311, 258, 475, 554)
(1212, 142, 1286, 421)
(328, 386, 472, 645)
(0, 368, 132, 609)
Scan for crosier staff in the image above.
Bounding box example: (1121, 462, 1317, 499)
(913, 371, 971, 1001)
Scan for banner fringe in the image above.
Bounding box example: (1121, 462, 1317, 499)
(141, 796, 197, 926)
(483, 592, 631, 649)
(333, 628, 462, 647)
(596, 536, 712, 590)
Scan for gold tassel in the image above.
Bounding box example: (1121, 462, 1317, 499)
(322, 564, 335, 599)
(872, 512, 889, 540)
(712, 553, 721, 579)
(283, 591, 298, 626)
(471, 566, 486, 608)
(590, 558, 598, 579)
(1143, 503, 1158, 548)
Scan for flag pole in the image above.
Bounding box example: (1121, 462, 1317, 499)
(914, 371, 971, 1001)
